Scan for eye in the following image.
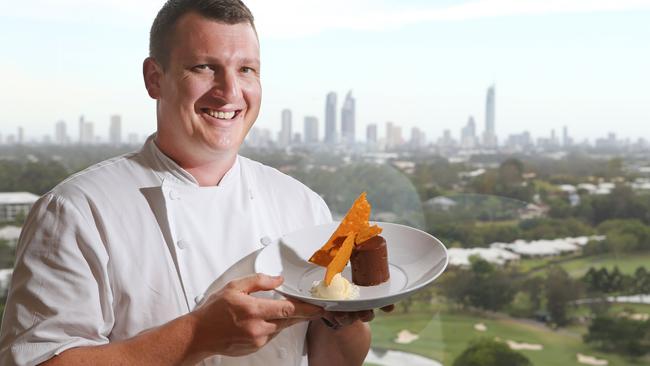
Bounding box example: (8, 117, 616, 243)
(192, 64, 213, 72)
(241, 66, 256, 74)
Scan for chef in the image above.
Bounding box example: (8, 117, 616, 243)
(0, 0, 383, 365)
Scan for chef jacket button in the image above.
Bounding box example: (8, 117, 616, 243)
(277, 347, 288, 359)
(260, 236, 272, 247)
(194, 294, 204, 304)
(177, 240, 188, 249)
(169, 190, 180, 200)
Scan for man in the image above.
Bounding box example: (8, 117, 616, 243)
(0, 1, 385, 365)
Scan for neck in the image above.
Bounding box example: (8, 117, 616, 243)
(154, 136, 237, 187)
(184, 154, 237, 186)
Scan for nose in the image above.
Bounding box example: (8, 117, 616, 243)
(210, 69, 241, 101)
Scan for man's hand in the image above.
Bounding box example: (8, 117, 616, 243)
(307, 304, 394, 366)
(189, 274, 324, 358)
(321, 304, 395, 329)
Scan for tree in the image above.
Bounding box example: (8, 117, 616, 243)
(633, 267, 650, 294)
(545, 266, 580, 326)
(440, 257, 517, 311)
(584, 316, 650, 357)
(453, 339, 532, 366)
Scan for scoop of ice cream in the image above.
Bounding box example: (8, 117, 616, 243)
(310, 273, 359, 300)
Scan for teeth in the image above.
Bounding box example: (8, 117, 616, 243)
(206, 109, 235, 120)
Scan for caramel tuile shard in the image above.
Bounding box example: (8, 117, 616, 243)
(355, 225, 383, 245)
(308, 192, 371, 266)
(325, 233, 356, 285)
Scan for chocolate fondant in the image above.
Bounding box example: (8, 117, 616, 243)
(351, 235, 389, 286)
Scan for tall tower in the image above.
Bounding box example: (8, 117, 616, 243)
(366, 123, 377, 144)
(109, 114, 122, 146)
(324, 92, 337, 144)
(278, 109, 292, 146)
(78, 115, 94, 144)
(304, 116, 319, 144)
(482, 85, 497, 147)
(461, 116, 477, 149)
(55, 120, 68, 145)
(340, 90, 356, 145)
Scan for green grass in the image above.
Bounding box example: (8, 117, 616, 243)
(369, 310, 649, 366)
(520, 252, 650, 278)
(556, 253, 650, 277)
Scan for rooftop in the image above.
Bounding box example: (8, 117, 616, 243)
(0, 192, 40, 205)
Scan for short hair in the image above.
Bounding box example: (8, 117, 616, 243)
(149, 0, 256, 69)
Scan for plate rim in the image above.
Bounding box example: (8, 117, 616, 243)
(254, 221, 449, 305)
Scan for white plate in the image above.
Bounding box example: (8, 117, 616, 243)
(254, 221, 448, 311)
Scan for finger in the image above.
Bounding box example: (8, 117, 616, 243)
(266, 316, 312, 331)
(228, 273, 283, 294)
(359, 310, 375, 322)
(380, 304, 395, 313)
(333, 312, 355, 326)
(255, 298, 324, 320)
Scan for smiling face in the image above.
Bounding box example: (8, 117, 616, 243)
(144, 12, 261, 166)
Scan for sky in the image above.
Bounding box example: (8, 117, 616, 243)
(1, 0, 650, 143)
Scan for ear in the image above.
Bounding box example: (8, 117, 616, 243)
(143, 57, 163, 99)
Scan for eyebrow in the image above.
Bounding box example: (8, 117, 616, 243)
(240, 57, 260, 66)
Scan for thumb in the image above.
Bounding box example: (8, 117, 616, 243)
(228, 273, 284, 294)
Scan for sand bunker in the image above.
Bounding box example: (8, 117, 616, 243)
(577, 353, 608, 365)
(473, 323, 487, 332)
(394, 329, 419, 344)
(506, 340, 543, 351)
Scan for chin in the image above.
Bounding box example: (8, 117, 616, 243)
(203, 136, 241, 153)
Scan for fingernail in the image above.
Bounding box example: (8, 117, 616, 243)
(321, 318, 340, 330)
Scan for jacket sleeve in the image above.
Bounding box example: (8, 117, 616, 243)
(0, 192, 114, 366)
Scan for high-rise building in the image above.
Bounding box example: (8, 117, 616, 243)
(303, 116, 319, 144)
(482, 85, 497, 147)
(410, 127, 426, 149)
(55, 120, 69, 145)
(278, 109, 292, 146)
(127, 133, 140, 145)
(461, 116, 478, 149)
(366, 124, 377, 144)
(17, 127, 24, 144)
(385, 122, 403, 149)
(562, 125, 572, 147)
(438, 129, 455, 147)
(340, 90, 355, 144)
(506, 131, 532, 149)
(109, 114, 122, 146)
(78, 115, 95, 145)
(324, 92, 337, 144)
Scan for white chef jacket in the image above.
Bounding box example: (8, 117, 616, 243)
(0, 135, 332, 366)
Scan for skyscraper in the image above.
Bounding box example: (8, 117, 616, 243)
(366, 124, 377, 144)
(78, 115, 95, 145)
(17, 127, 24, 144)
(278, 109, 292, 146)
(482, 85, 497, 148)
(461, 116, 478, 149)
(410, 127, 426, 149)
(109, 114, 122, 146)
(324, 92, 337, 144)
(385, 122, 403, 149)
(562, 125, 572, 147)
(303, 116, 319, 144)
(55, 120, 69, 145)
(340, 90, 355, 144)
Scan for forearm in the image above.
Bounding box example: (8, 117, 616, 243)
(41, 313, 207, 366)
(307, 319, 371, 366)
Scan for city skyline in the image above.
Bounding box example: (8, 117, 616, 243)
(1, 82, 648, 149)
(1, 1, 650, 142)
